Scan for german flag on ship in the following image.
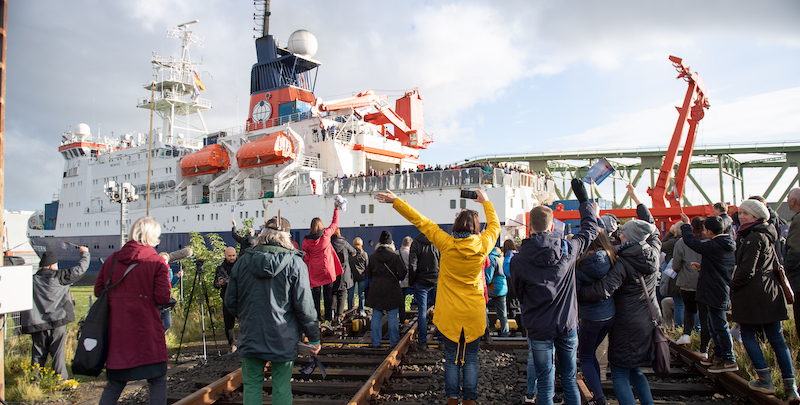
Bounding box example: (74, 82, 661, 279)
(193, 71, 206, 91)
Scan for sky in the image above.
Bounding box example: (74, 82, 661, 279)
(5, 0, 800, 211)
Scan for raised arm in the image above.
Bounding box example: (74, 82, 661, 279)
(579, 260, 627, 302)
(322, 207, 340, 238)
(60, 247, 90, 285)
(376, 189, 452, 250)
(570, 179, 599, 256)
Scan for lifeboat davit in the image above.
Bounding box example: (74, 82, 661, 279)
(236, 132, 296, 169)
(179, 144, 230, 177)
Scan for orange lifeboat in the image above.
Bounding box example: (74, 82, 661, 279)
(179, 144, 230, 177)
(236, 132, 295, 169)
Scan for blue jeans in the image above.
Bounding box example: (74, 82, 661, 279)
(443, 333, 480, 400)
(706, 305, 734, 361)
(347, 285, 356, 310)
(414, 283, 435, 343)
(357, 280, 367, 312)
(527, 328, 580, 405)
(578, 317, 614, 401)
(610, 365, 654, 405)
(672, 294, 684, 328)
(491, 295, 509, 337)
(371, 307, 400, 346)
(741, 322, 795, 378)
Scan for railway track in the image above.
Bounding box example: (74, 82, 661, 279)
(159, 310, 797, 405)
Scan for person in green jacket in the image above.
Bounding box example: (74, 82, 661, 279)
(226, 213, 320, 405)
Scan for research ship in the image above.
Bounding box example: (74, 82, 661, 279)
(27, 5, 556, 273)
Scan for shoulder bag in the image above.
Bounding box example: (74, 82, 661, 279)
(637, 272, 671, 376)
(770, 243, 795, 304)
(72, 254, 136, 376)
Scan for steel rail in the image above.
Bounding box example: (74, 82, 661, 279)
(669, 341, 787, 405)
(347, 314, 422, 404)
(172, 368, 243, 405)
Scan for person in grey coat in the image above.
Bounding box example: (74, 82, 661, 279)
(331, 228, 357, 324)
(21, 247, 90, 381)
(225, 214, 320, 404)
(673, 217, 704, 348)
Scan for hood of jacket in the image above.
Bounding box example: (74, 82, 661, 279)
(446, 233, 491, 261)
(617, 241, 660, 275)
(304, 230, 324, 241)
(488, 246, 502, 263)
(243, 244, 303, 279)
(414, 233, 432, 246)
(117, 240, 159, 264)
(577, 250, 613, 282)
(519, 233, 566, 267)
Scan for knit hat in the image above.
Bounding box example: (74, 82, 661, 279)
(619, 219, 656, 244)
(379, 230, 393, 245)
(265, 209, 291, 232)
(704, 216, 724, 235)
(738, 199, 769, 220)
(600, 213, 619, 233)
(40, 251, 57, 268)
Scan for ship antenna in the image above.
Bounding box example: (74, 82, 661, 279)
(254, 0, 271, 38)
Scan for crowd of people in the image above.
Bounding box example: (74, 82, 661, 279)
(331, 160, 539, 180)
(18, 184, 800, 405)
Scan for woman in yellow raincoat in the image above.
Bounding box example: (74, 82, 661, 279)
(376, 188, 499, 405)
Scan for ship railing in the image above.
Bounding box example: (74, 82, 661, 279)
(299, 155, 320, 168)
(324, 167, 539, 195)
(246, 111, 314, 132)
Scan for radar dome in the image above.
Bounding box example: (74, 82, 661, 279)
(287, 30, 318, 58)
(75, 123, 92, 141)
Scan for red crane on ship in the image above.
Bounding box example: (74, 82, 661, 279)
(553, 56, 718, 227)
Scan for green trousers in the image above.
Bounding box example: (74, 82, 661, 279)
(241, 357, 294, 405)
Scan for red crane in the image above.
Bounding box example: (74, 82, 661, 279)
(553, 56, 716, 226)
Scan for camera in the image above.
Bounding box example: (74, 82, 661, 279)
(460, 189, 478, 200)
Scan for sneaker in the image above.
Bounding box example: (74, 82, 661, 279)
(699, 354, 717, 366)
(553, 392, 565, 405)
(708, 359, 739, 373)
(524, 394, 536, 404)
(748, 378, 775, 394)
(676, 334, 692, 345)
(229, 345, 237, 354)
(585, 397, 608, 405)
(416, 341, 428, 351)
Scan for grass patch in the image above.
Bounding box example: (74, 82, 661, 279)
(71, 285, 95, 321)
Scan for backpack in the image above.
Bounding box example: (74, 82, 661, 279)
(350, 252, 367, 282)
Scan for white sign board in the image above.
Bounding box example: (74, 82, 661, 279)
(0, 265, 33, 314)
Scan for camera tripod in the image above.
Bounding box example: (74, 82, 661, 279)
(175, 258, 221, 363)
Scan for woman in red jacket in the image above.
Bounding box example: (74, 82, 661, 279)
(95, 216, 172, 405)
(302, 205, 342, 322)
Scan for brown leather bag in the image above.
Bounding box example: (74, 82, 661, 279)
(775, 263, 795, 305)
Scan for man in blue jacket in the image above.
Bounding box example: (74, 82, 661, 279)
(511, 179, 598, 405)
(226, 214, 320, 404)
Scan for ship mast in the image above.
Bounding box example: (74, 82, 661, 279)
(138, 20, 210, 143)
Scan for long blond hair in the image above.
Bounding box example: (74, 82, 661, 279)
(353, 237, 364, 253)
